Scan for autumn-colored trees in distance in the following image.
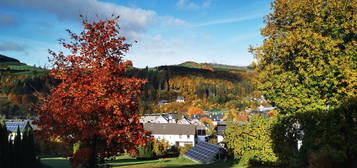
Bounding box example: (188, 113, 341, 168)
(35, 16, 150, 167)
(27, 0, 356, 167)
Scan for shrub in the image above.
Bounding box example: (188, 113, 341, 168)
(73, 141, 80, 154)
(208, 138, 218, 145)
(136, 142, 154, 160)
(308, 148, 344, 168)
(152, 139, 170, 158)
(179, 144, 192, 157)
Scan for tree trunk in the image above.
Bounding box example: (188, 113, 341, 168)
(88, 136, 97, 168)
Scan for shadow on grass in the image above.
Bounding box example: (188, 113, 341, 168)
(160, 161, 236, 168)
(41, 157, 70, 168)
(107, 156, 237, 168)
(108, 158, 161, 167)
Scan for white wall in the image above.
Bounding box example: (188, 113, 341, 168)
(8, 132, 23, 141)
(155, 116, 169, 123)
(153, 134, 195, 147)
(217, 135, 224, 143)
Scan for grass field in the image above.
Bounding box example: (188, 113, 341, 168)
(41, 156, 241, 168)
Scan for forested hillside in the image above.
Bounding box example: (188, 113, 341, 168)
(131, 62, 256, 114)
(0, 54, 52, 117)
(0, 54, 255, 117)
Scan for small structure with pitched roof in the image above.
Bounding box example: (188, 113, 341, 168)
(144, 123, 196, 147)
(184, 141, 226, 163)
(5, 120, 31, 140)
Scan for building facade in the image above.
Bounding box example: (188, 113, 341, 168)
(144, 123, 196, 147)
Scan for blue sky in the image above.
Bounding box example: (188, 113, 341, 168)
(0, 0, 272, 68)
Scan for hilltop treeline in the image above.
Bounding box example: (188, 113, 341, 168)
(0, 55, 255, 117)
(129, 64, 256, 114)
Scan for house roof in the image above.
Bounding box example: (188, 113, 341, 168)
(144, 123, 196, 135)
(191, 113, 224, 121)
(176, 96, 184, 100)
(5, 120, 30, 132)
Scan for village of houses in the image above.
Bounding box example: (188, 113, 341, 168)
(3, 95, 275, 162)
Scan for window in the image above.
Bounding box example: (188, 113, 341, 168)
(197, 130, 206, 136)
(179, 134, 182, 139)
(187, 135, 190, 139)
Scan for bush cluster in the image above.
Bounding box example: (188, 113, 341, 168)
(136, 140, 193, 160)
(224, 98, 357, 167)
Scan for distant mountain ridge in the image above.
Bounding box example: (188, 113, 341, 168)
(0, 54, 44, 74)
(0, 54, 21, 63)
(171, 61, 250, 72)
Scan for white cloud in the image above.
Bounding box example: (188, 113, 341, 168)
(126, 34, 213, 68)
(176, 0, 212, 10)
(160, 16, 187, 27)
(0, 0, 184, 40)
(191, 15, 262, 27)
(0, 41, 26, 52)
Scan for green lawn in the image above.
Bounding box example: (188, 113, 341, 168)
(41, 156, 241, 168)
(41, 157, 71, 168)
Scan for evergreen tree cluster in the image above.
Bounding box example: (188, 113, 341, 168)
(0, 122, 40, 168)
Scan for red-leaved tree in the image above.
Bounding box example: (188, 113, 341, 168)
(35, 16, 150, 168)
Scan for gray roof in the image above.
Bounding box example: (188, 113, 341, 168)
(191, 113, 224, 121)
(144, 123, 196, 135)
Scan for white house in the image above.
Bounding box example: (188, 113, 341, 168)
(196, 125, 208, 142)
(216, 123, 226, 143)
(140, 114, 169, 123)
(177, 116, 191, 125)
(162, 114, 177, 123)
(144, 123, 196, 147)
(158, 100, 168, 106)
(176, 96, 185, 103)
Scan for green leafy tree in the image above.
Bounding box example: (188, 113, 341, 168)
(251, 0, 356, 114)
(224, 115, 278, 166)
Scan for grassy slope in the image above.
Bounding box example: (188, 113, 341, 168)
(0, 54, 45, 74)
(178, 61, 248, 72)
(41, 156, 242, 168)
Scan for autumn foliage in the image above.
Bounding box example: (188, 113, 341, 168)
(223, 108, 249, 122)
(187, 106, 204, 117)
(35, 16, 149, 167)
(199, 117, 213, 125)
